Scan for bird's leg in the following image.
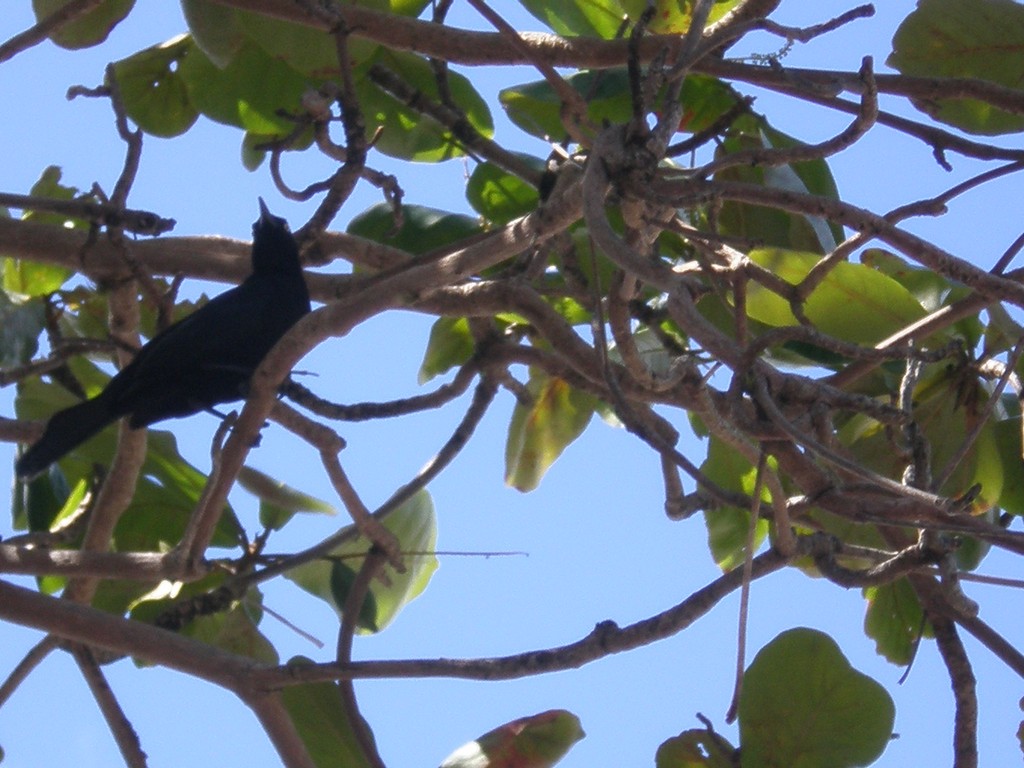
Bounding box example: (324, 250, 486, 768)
(207, 407, 265, 448)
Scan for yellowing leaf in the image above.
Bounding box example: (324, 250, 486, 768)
(505, 372, 597, 492)
(441, 710, 584, 768)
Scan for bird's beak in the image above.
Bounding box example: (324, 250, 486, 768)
(258, 197, 272, 223)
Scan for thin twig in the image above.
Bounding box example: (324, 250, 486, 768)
(725, 451, 767, 723)
(0, 0, 104, 64)
(336, 547, 388, 768)
(72, 646, 148, 768)
(0, 638, 57, 709)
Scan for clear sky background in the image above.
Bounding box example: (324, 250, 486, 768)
(1, 2, 1023, 767)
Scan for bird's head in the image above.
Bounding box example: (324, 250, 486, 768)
(252, 198, 301, 274)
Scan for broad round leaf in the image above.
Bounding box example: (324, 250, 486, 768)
(889, 0, 1024, 134)
(467, 159, 543, 225)
(33, 0, 134, 49)
(740, 628, 895, 768)
(112, 35, 199, 138)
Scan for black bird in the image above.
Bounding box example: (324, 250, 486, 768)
(15, 199, 310, 479)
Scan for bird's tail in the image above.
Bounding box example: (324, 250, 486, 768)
(15, 396, 118, 479)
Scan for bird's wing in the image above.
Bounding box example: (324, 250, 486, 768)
(107, 280, 280, 399)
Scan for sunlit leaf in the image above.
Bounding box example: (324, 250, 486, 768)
(620, 0, 742, 33)
(419, 316, 474, 384)
(111, 35, 198, 137)
(993, 418, 1024, 515)
(284, 490, 438, 632)
(186, 600, 279, 664)
(518, 0, 627, 37)
(3, 167, 83, 296)
(863, 578, 929, 666)
(467, 159, 543, 225)
(745, 248, 927, 344)
(842, 363, 1003, 514)
(740, 628, 895, 768)
(236, 464, 336, 531)
(347, 202, 482, 257)
(500, 69, 634, 140)
(859, 248, 955, 312)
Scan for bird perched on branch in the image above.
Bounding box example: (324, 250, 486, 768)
(15, 199, 311, 479)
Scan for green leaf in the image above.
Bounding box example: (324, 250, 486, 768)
(279, 657, 375, 768)
(842, 363, 1003, 512)
(467, 159, 542, 225)
(745, 248, 927, 345)
(994, 418, 1024, 515)
(23, 165, 86, 228)
(419, 316, 475, 384)
(181, 0, 244, 67)
(347, 203, 482, 257)
(284, 490, 438, 632)
(3, 258, 71, 298)
(863, 578, 928, 666)
(715, 120, 844, 252)
(179, 38, 310, 135)
(699, 436, 770, 570)
(32, 0, 134, 49)
(608, 326, 675, 378)
(440, 710, 585, 768)
(501, 69, 635, 141)
(15, 359, 244, 549)
(619, 1, 742, 34)
(111, 35, 199, 138)
(328, 560, 380, 632)
(357, 49, 493, 161)
(676, 74, 745, 134)
(232, 7, 374, 78)
(3, 166, 83, 296)
(0, 292, 44, 366)
(505, 371, 598, 492)
(655, 729, 736, 768)
(888, 0, 1024, 135)
(235, 0, 429, 77)
(859, 248, 955, 312)
(185, 598, 279, 664)
(518, 0, 628, 37)
(236, 464, 336, 531)
(739, 628, 895, 768)
(11, 465, 76, 533)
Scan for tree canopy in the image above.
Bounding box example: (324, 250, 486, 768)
(2, 1, 1024, 767)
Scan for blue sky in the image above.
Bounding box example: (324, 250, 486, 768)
(1, 2, 1023, 767)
